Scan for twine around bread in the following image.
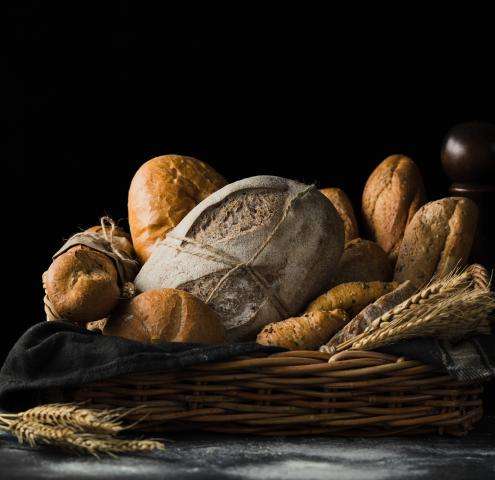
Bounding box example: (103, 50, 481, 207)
(161, 184, 317, 320)
(43, 217, 138, 321)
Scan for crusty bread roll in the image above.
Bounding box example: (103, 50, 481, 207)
(128, 155, 226, 263)
(103, 288, 226, 344)
(394, 197, 479, 287)
(320, 188, 358, 243)
(331, 238, 392, 286)
(45, 245, 120, 324)
(44, 223, 137, 325)
(362, 155, 426, 263)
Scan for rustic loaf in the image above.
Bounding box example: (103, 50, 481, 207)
(306, 281, 398, 317)
(44, 222, 138, 325)
(362, 155, 426, 263)
(135, 176, 345, 341)
(103, 288, 226, 344)
(331, 238, 392, 286)
(128, 154, 226, 263)
(322, 280, 417, 350)
(394, 197, 479, 287)
(320, 188, 358, 243)
(257, 309, 349, 350)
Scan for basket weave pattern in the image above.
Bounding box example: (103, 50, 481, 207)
(73, 349, 483, 436)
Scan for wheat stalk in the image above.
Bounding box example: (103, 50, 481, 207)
(0, 403, 127, 434)
(0, 403, 164, 456)
(335, 264, 494, 353)
(1, 419, 164, 456)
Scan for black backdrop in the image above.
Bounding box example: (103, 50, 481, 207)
(3, 2, 494, 362)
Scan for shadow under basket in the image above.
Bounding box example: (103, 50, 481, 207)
(71, 349, 484, 437)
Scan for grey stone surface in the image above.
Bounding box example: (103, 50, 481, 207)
(1, 416, 494, 480)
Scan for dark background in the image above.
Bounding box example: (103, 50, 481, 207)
(3, 2, 493, 367)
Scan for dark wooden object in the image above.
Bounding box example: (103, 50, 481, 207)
(441, 122, 495, 268)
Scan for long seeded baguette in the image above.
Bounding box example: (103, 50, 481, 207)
(321, 280, 417, 350)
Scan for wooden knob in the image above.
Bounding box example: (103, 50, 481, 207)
(441, 122, 495, 189)
(440, 122, 495, 268)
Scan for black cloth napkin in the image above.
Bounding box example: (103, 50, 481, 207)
(0, 321, 494, 412)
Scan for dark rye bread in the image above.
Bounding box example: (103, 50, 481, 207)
(394, 197, 479, 287)
(135, 176, 345, 341)
(362, 155, 426, 263)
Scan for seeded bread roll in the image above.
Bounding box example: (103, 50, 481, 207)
(394, 197, 479, 287)
(257, 309, 349, 350)
(331, 238, 392, 286)
(128, 154, 226, 263)
(320, 188, 359, 243)
(103, 288, 226, 344)
(362, 155, 426, 263)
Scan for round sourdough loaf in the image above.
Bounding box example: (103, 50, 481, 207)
(320, 188, 358, 243)
(331, 238, 392, 286)
(128, 154, 226, 263)
(362, 155, 426, 263)
(394, 197, 479, 287)
(103, 288, 226, 344)
(135, 176, 345, 341)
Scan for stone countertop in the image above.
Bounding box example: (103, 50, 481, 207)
(1, 417, 494, 480)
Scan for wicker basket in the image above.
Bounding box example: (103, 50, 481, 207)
(72, 349, 484, 437)
(68, 264, 493, 437)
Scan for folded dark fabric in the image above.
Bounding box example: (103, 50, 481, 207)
(0, 321, 494, 412)
(378, 336, 495, 383)
(0, 321, 278, 411)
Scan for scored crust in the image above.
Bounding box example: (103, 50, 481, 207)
(394, 197, 478, 287)
(362, 155, 426, 262)
(128, 155, 226, 262)
(103, 288, 226, 344)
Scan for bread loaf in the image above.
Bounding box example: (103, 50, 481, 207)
(320, 188, 358, 243)
(331, 238, 392, 285)
(362, 155, 426, 262)
(103, 288, 226, 344)
(128, 154, 226, 262)
(394, 197, 479, 287)
(322, 280, 417, 350)
(306, 281, 398, 317)
(44, 221, 138, 325)
(135, 176, 345, 340)
(257, 309, 349, 350)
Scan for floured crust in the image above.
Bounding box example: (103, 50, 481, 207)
(362, 155, 426, 263)
(135, 176, 345, 341)
(320, 188, 359, 243)
(394, 197, 479, 287)
(128, 155, 226, 262)
(103, 288, 226, 344)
